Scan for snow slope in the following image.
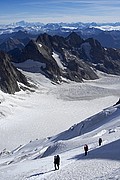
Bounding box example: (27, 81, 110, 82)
(0, 63, 120, 179)
(0, 102, 120, 179)
(0, 63, 120, 151)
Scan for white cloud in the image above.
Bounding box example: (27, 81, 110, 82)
(0, 0, 120, 24)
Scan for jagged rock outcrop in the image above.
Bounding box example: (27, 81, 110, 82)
(14, 39, 61, 82)
(65, 32, 84, 47)
(36, 33, 98, 82)
(64, 34, 120, 75)
(82, 39, 120, 75)
(37, 33, 120, 75)
(0, 51, 29, 93)
(9, 32, 120, 83)
(0, 37, 24, 52)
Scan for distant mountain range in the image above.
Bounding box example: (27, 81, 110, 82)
(0, 25, 120, 94)
(1, 21, 120, 33)
(0, 21, 120, 49)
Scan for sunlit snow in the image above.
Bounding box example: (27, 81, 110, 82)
(52, 52, 65, 70)
(0, 66, 120, 179)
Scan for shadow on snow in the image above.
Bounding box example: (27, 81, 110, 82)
(69, 139, 120, 162)
(27, 169, 55, 178)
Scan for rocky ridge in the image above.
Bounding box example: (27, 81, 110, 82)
(0, 51, 29, 93)
(1, 32, 120, 93)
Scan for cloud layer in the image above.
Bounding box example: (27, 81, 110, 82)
(0, 0, 120, 24)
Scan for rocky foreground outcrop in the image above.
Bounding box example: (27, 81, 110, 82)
(0, 51, 29, 93)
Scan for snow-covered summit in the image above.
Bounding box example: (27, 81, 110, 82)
(0, 21, 120, 35)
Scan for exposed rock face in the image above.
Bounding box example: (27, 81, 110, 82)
(36, 33, 98, 82)
(20, 40, 61, 82)
(65, 32, 84, 47)
(0, 37, 24, 52)
(10, 32, 120, 83)
(82, 39, 120, 75)
(83, 38, 105, 63)
(0, 51, 29, 93)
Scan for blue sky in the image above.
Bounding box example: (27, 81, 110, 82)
(0, 0, 120, 24)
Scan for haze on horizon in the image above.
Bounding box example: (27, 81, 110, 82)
(0, 0, 120, 25)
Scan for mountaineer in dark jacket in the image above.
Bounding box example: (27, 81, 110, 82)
(84, 144, 88, 156)
(99, 138, 102, 146)
(54, 155, 60, 170)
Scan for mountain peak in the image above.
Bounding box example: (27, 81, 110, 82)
(67, 32, 79, 38)
(66, 32, 84, 47)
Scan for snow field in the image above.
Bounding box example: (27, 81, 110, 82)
(0, 69, 120, 179)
